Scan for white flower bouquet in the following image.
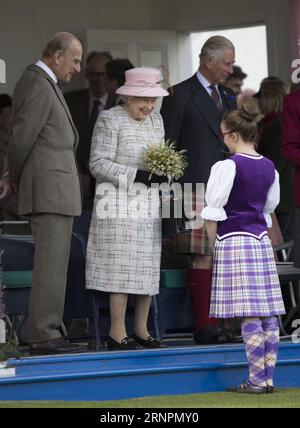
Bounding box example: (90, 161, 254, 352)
(142, 139, 188, 184)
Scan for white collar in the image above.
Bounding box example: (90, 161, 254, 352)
(35, 60, 58, 83)
(196, 70, 218, 91)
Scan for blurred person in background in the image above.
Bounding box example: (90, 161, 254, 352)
(224, 65, 247, 96)
(105, 58, 134, 106)
(65, 51, 113, 211)
(0, 94, 15, 215)
(257, 77, 294, 241)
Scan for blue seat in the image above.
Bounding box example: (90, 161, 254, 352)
(155, 271, 195, 339)
(1, 236, 34, 341)
(1, 236, 34, 317)
(1, 212, 161, 349)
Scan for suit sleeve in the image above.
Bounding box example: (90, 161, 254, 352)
(9, 81, 52, 185)
(160, 89, 184, 146)
(282, 95, 300, 166)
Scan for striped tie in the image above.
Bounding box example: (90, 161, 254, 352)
(210, 85, 222, 112)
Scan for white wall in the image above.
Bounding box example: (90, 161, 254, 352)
(191, 26, 269, 92)
(0, 0, 291, 94)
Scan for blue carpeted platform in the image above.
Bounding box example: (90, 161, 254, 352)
(0, 340, 299, 401)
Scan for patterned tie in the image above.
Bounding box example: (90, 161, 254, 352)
(210, 85, 222, 112)
(89, 99, 101, 138)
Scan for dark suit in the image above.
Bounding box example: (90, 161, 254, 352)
(64, 88, 116, 210)
(161, 73, 237, 337)
(161, 74, 237, 185)
(64, 88, 115, 175)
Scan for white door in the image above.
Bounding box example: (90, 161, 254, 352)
(85, 29, 193, 88)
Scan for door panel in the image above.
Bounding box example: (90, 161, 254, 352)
(86, 29, 183, 86)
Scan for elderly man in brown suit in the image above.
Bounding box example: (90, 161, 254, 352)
(9, 32, 84, 355)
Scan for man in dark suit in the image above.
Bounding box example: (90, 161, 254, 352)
(161, 35, 238, 344)
(9, 32, 84, 355)
(64, 51, 114, 210)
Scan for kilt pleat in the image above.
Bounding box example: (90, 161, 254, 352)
(209, 234, 286, 318)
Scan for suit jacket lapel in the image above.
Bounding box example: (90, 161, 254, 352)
(81, 89, 90, 131)
(27, 65, 78, 141)
(219, 85, 237, 111)
(190, 74, 222, 138)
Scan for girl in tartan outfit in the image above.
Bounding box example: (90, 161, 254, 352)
(201, 104, 285, 394)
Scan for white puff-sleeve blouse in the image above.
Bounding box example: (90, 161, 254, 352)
(201, 159, 280, 228)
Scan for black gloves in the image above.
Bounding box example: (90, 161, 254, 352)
(134, 170, 168, 186)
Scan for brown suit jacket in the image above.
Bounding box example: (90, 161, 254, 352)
(9, 65, 82, 216)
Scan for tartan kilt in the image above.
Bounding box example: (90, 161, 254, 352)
(209, 234, 286, 319)
(169, 187, 211, 256)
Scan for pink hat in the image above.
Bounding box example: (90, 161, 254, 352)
(116, 67, 169, 97)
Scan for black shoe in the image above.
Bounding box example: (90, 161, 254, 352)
(226, 381, 267, 394)
(266, 385, 275, 394)
(106, 336, 141, 351)
(132, 334, 166, 349)
(194, 325, 228, 345)
(223, 328, 243, 343)
(29, 338, 86, 356)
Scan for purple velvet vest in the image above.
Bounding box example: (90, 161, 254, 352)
(217, 154, 275, 240)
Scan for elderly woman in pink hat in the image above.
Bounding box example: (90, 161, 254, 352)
(85, 67, 169, 350)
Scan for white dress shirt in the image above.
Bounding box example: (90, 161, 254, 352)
(35, 60, 58, 83)
(89, 92, 108, 117)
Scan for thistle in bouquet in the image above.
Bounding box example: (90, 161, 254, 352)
(142, 139, 188, 185)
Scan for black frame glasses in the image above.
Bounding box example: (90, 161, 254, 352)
(219, 129, 238, 139)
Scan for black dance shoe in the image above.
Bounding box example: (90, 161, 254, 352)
(226, 381, 267, 394)
(106, 336, 141, 351)
(132, 334, 166, 349)
(266, 385, 275, 394)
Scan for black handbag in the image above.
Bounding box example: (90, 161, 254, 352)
(161, 191, 187, 238)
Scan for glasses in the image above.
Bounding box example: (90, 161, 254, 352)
(219, 129, 238, 139)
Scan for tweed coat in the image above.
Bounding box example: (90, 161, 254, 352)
(9, 65, 82, 216)
(85, 105, 164, 295)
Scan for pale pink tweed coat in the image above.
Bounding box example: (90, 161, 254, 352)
(85, 105, 164, 295)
